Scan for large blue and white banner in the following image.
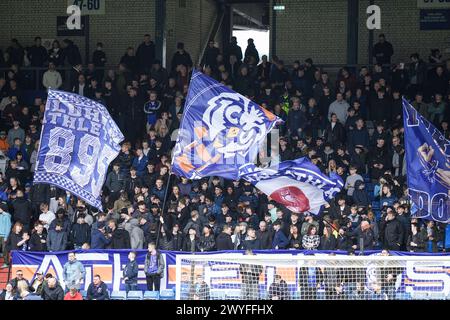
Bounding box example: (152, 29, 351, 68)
(34, 90, 124, 210)
(239, 158, 343, 214)
(403, 98, 450, 223)
(172, 70, 280, 180)
(11, 250, 450, 297)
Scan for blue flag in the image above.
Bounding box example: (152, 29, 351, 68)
(403, 98, 450, 223)
(239, 158, 343, 213)
(172, 70, 280, 180)
(34, 90, 124, 210)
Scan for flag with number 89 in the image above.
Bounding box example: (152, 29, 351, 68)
(34, 90, 124, 210)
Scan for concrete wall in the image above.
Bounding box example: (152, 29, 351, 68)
(358, 0, 450, 65)
(0, 0, 156, 68)
(270, 0, 348, 64)
(166, 0, 218, 69)
(271, 0, 450, 65)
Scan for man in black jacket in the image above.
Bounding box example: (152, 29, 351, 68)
(239, 250, 263, 300)
(86, 275, 109, 300)
(105, 163, 125, 202)
(372, 34, 394, 65)
(70, 214, 91, 250)
(12, 190, 32, 232)
(170, 42, 192, 72)
(108, 219, 131, 249)
(124, 167, 143, 199)
(41, 277, 64, 300)
(202, 40, 220, 69)
(29, 183, 50, 221)
(136, 34, 155, 74)
(256, 221, 273, 250)
(351, 221, 375, 251)
(120, 87, 144, 144)
(216, 225, 233, 250)
(368, 137, 391, 181)
(27, 37, 48, 67)
(243, 227, 261, 251)
(380, 208, 404, 251)
(29, 223, 47, 251)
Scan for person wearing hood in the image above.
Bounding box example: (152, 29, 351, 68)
(62, 252, 85, 292)
(352, 180, 370, 208)
(49, 208, 71, 233)
(91, 222, 111, 249)
(124, 216, 144, 249)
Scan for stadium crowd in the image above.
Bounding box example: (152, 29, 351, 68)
(0, 33, 449, 299)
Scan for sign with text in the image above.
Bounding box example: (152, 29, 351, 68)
(420, 10, 450, 31)
(68, 0, 105, 15)
(418, 0, 450, 9)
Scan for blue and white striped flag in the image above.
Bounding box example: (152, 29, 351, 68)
(34, 90, 124, 210)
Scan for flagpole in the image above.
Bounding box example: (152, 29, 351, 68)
(156, 172, 173, 248)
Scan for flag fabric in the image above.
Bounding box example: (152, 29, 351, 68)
(403, 98, 450, 223)
(34, 90, 124, 210)
(238, 158, 344, 214)
(171, 70, 280, 180)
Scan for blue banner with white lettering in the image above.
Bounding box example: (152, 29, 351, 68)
(11, 250, 450, 298)
(403, 98, 450, 223)
(239, 158, 343, 214)
(172, 70, 279, 180)
(34, 90, 124, 210)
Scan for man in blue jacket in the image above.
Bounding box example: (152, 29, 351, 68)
(91, 222, 111, 249)
(272, 220, 289, 249)
(123, 251, 139, 293)
(86, 274, 109, 300)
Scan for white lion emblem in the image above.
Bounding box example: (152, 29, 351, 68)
(203, 92, 271, 158)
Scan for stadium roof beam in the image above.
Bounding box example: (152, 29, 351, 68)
(232, 7, 266, 29)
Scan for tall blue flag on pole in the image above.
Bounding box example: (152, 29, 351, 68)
(34, 90, 124, 211)
(403, 98, 450, 223)
(172, 70, 280, 180)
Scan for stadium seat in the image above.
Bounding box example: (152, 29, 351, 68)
(110, 291, 127, 300)
(411, 291, 429, 300)
(80, 290, 87, 299)
(291, 291, 301, 300)
(395, 292, 412, 300)
(428, 292, 446, 300)
(143, 291, 160, 300)
(159, 289, 175, 300)
(210, 290, 226, 300)
(316, 290, 326, 300)
(127, 290, 143, 300)
(259, 291, 267, 300)
(225, 289, 241, 300)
